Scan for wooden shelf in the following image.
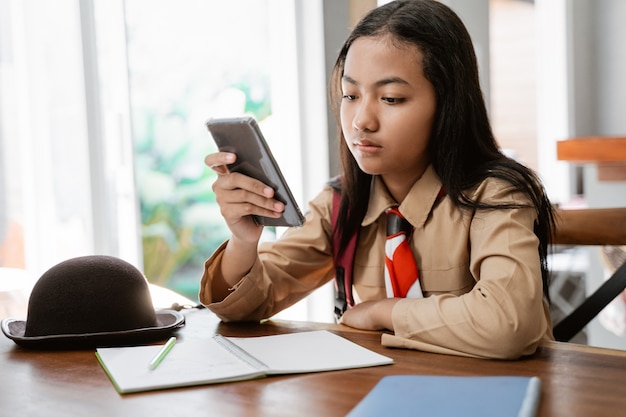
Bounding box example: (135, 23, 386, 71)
(557, 137, 626, 181)
(557, 137, 626, 162)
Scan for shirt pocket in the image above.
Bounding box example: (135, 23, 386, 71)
(420, 265, 475, 295)
(415, 208, 475, 295)
(352, 224, 387, 300)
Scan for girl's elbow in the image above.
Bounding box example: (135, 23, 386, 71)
(484, 319, 545, 360)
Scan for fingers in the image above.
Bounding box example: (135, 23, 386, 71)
(213, 178, 285, 221)
(206, 151, 285, 224)
(205, 152, 235, 175)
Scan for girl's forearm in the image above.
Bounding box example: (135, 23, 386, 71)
(211, 236, 259, 301)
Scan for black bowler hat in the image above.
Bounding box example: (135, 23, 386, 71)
(1, 255, 185, 349)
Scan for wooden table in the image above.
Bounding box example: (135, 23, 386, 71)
(2, 308, 626, 417)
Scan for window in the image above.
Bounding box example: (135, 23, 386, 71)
(124, 0, 279, 300)
(122, 0, 330, 305)
(0, 0, 97, 273)
(0, 0, 330, 320)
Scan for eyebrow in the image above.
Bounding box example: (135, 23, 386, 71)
(342, 74, 410, 88)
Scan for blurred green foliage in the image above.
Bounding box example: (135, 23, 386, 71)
(124, 0, 274, 302)
(133, 79, 271, 301)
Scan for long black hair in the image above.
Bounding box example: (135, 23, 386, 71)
(328, 0, 555, 300)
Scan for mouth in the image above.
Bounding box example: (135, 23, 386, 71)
(352, 138, 382, 154)
(354, 138, 377, 146)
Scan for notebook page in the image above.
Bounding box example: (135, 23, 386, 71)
(96, 337, 264, 393)
(226, 330, 393, 374)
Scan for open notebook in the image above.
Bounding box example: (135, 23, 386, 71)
(96, 330, 393, 394)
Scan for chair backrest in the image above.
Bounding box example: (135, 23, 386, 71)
(553, 208, 626, 246)
(551, 207, 626, 342)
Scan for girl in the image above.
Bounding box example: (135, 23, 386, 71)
(201, 0, 555, 359)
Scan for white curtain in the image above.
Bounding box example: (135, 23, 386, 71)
(0, 0, 140, 278)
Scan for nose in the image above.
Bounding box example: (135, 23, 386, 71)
(352, 100, 378, 132)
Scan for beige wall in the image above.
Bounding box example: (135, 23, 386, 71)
(490, 0, 538, 171)
(349, 0, 377, 26)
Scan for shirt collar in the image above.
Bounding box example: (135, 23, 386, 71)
(362, 164, 444, 228)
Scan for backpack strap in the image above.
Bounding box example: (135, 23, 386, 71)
(553, 260, 626, 342)
(332, 189, 358, 321)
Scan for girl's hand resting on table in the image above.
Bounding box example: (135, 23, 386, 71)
(205, 151, 285, 243)
(339, 298, 400, 332)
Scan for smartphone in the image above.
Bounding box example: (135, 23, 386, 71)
(206, 116, 305, 227)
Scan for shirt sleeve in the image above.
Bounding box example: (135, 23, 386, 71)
(199, 187, 336, 322)
(384, 179, 552, 359)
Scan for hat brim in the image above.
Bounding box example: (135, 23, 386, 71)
(1, 310, 185, 350)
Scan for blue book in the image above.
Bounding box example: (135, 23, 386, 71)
(346, 375, 541, 417)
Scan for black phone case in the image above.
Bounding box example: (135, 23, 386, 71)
(207, 116, 305, 227)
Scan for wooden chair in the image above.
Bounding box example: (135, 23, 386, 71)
(551, 207, 626, 342)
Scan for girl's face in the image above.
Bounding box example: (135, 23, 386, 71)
(340, 35, 436, 199)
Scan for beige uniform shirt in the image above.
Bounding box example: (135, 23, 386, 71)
(200, 165, 553, 359)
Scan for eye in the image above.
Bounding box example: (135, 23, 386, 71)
(382, 97, 405, 104)
(342, 94, 357, 101)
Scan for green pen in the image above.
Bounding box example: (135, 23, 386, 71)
(149, 336, 177, 370)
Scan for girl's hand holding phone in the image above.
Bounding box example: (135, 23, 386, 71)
(205, 151, 285, 244)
